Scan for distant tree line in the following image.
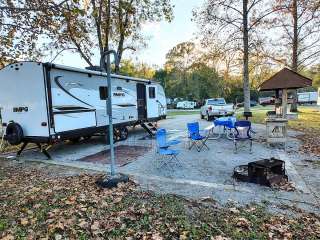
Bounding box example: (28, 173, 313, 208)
(1, 0, 319, 108)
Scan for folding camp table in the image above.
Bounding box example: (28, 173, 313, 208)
(205, 116, 236, 140)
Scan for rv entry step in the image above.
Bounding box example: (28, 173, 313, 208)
(140, 122, 157, 137)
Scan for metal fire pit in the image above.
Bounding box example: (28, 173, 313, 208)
(233, 158, 288, 187)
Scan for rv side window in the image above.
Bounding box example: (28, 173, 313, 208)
(149, 87, 156, 99)
(99, 86, 108, 100)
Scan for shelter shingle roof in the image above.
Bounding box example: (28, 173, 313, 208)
(259, 68, 312, 91)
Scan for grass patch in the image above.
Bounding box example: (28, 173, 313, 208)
(237, 106, 320, 131)
(167, 110, 198, 116)
(0, 219, 8, 231)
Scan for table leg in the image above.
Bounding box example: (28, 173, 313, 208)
(207, 126, 221, 140)
(226, 128, 235, 140)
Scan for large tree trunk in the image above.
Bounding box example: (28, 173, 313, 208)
(115, 34, 125, 74)
(290, 0, 299, 112)
(243, 0, 250, 114)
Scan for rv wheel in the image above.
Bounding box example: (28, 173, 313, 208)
(120, 127, 129, 141)
(6, 122, 24, 145)
(113, 128, 121, 142)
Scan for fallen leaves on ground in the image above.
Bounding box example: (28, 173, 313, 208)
(271, 180, 296, 192)
(296, 128, 320, 156)
(0, 160, 320, 240)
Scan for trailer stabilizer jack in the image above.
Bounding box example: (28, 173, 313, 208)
(17, 142, 28, 157)
(16, 142, 52, 160)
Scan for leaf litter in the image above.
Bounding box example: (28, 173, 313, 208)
(0, 159, 319, 239)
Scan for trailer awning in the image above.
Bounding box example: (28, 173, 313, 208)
(259, 68, 312, 91)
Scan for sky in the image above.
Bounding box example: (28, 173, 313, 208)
(51, 0, 204, 69)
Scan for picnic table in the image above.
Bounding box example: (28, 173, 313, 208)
(205, 116, 236, 140)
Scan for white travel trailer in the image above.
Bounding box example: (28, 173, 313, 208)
(297, 91, 318, 104)
(0, 62, 167, 157)
(176, 101, 196, 109)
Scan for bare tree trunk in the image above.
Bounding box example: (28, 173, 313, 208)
(290, 0, 298, 112)
(115, 35, 124, 74)
(243, 0, 250, 113)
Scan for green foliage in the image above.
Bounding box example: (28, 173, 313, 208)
(1, 0, 174, 69)
(119, 59, 155, 79)
(155, 42, 225, 101)
(155, 64, 223, 101)
(192, 64, 224, 100)
(303, 64, 320, 88)
(0, 219, 8, 231)
(153, 68, 167, 87)
(0, 2, 53, 67)
(167, 111, 198, 117)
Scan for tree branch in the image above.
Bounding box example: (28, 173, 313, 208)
(248, 7, 284, 31)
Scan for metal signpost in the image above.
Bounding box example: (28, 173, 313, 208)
(97, 50, 129, 188)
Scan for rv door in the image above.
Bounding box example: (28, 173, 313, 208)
(146, 85, 158, 119)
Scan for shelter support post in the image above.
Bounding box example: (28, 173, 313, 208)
(282, 89, 288, 118)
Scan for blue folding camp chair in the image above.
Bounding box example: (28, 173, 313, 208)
(156, 128, 181, 150)
(233, 120, 253, 153)
(155, 129, 181, 170)
(187, 122, 209, 152)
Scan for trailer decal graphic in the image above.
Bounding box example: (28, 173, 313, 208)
(13, 107, 28, 112)
(54, 76, 94, 108)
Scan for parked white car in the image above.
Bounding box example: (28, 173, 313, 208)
(200, 98, 234, 121)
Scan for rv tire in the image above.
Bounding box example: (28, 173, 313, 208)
(6, 122, 24, 145)
(120, 127, 129, 140)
